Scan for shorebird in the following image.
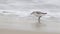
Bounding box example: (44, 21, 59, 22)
(31, 11, 47, 23)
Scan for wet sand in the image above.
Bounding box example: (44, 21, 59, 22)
(0, 28, 60, 34)
(0, 15, 60, 34)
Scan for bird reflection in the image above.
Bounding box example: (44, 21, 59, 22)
(32, 22, 41, 30)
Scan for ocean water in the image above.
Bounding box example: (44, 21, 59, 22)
(0, 0, 60, 33)
(0, 0, 60, 18)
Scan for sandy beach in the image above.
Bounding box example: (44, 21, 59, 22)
(0, 15, 60, 34)
(0, 28, 60, 34)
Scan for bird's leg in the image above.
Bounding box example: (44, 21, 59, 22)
(38, 16, 42, 24)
